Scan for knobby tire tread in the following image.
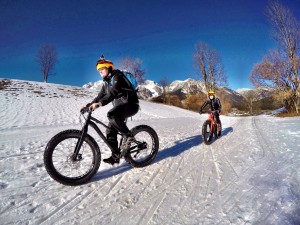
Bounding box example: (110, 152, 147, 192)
(44, 129, 101, 186)
(125, 125, 159, 168)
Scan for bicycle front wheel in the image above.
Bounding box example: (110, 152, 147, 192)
(202, 120, 213, 145)
(125, 125, 159, 168)
(44, 129, 101, 186)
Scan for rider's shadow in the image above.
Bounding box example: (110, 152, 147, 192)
(155, 126, 233, 162)
(220, 127, 233, 136)
(92, 161, 133, 182)
(154, 135, 202, 163)
(91, 127, 233, 182)
(91, 135, 202, 183)
(204, 126, 233, 144)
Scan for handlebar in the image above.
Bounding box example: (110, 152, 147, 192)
(80, 107, 92, 114)
(206, 110, 219, 113)
(200, 110, 220, 115)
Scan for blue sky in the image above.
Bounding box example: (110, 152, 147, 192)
(1, 0, 299, 90)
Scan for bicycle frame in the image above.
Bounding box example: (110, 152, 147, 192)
(207, 111, 218, 134)
(73, 111, 122, 158)
(73, 111, 146, 160)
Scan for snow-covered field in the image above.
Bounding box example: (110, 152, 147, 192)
(0, 79, 300, 225)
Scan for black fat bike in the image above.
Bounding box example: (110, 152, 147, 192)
(44, 108, 159, 186)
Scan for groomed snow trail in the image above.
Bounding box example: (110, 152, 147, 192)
(0, 79, 299, 225)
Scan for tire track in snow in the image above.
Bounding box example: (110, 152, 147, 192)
(37, 190, 94, 225)
(103, 138, 197, 224)
(141, 141, 196, 223)
(252, 116, 275, 158)
(209, 117, 245, 191)
(137, 191, 167, 225)
(62, 154, 167, 224)
(123, 144, 197, 223)
(0, 150, 45, 160)
(164, 149, 206, 223)
(209, 145, 222, 186)
(70, 165, 154, 223)
(0, 182, 53, 215)
(199, 116, 244, 193)
(38, 182, 109, 225)
(196, 116, 256, 220)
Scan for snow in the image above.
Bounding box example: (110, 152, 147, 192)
(169, 80, 185, 91)
(1, 79, 300, 225)
(236, 88, 252, 94)
(271, 107, 288, 115)
(142, 80, 162, 97)
(82, 80, 103, 90)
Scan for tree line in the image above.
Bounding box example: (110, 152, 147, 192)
(36, 0, 299, 114)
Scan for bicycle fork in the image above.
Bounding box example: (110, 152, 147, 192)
(72, 120, 89, 161)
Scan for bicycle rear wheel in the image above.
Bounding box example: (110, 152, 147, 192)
(44, 129, 101, 186)
(124, 125, 159, 168)
(202, 120, 213, 145)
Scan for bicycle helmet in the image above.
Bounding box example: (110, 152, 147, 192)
(96, 55, 114, 70)
(208, 90, 215, 96)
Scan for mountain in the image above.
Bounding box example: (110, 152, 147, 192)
(236, 88, 252, 95)
(169, 78, 207, 95)
(138, 80, 163, 99)
(236, 87, 274, 100)
(83, 78, 229, 98)
(82, 78, 278, 109)
(82, 80, 103, 90)
(82, 79, 163, 99)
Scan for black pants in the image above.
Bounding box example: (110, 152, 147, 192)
(106, 103, 139, 153)
(213, 111, 221, 124)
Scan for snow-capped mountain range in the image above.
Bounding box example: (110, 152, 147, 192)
(83, 78, 252, 107)
(83, 78, 241, 98)
(83, 78, 275, 107)
(237, 87, 274, 100)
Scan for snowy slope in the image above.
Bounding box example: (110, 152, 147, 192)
(1, 79, 300, 225)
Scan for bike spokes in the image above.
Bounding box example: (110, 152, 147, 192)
(124, 125, 159, 167)
(127, 141, 147, 158)
(51, 138, 95, 178)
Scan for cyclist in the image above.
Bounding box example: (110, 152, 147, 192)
(199, 90, 222, 130)
(82, 55, 139, 165)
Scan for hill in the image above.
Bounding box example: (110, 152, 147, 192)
(1, 78, 299, 224)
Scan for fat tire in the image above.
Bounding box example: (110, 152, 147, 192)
(202, 120, 213, 145)
(217, 121, 222, 137)
(44, 129, 101, 186)
(125, 125, 159, 168)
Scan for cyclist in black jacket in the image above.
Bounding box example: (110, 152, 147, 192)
(199, 90, 222, 128)
(82, 56, 139, 165)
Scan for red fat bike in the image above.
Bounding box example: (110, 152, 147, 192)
(201, 111, 222, 145)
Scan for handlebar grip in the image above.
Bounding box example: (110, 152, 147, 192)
(81, 107, 90, 114)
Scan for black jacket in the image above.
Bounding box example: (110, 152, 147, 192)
(199, 97, 222, 113)
(91, 70, 139, 107)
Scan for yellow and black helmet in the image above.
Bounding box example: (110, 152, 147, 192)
(208, 90, 215, 96)
(96, 55, 114, 70)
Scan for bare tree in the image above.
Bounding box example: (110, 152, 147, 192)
(244, 90, 258, 114)
(117, 56, 146, 84)
(36, 44, 57, 83)
(250, 0, 300, 113)
(159, 77, 170, 104)
(194, 42, 227, 92)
